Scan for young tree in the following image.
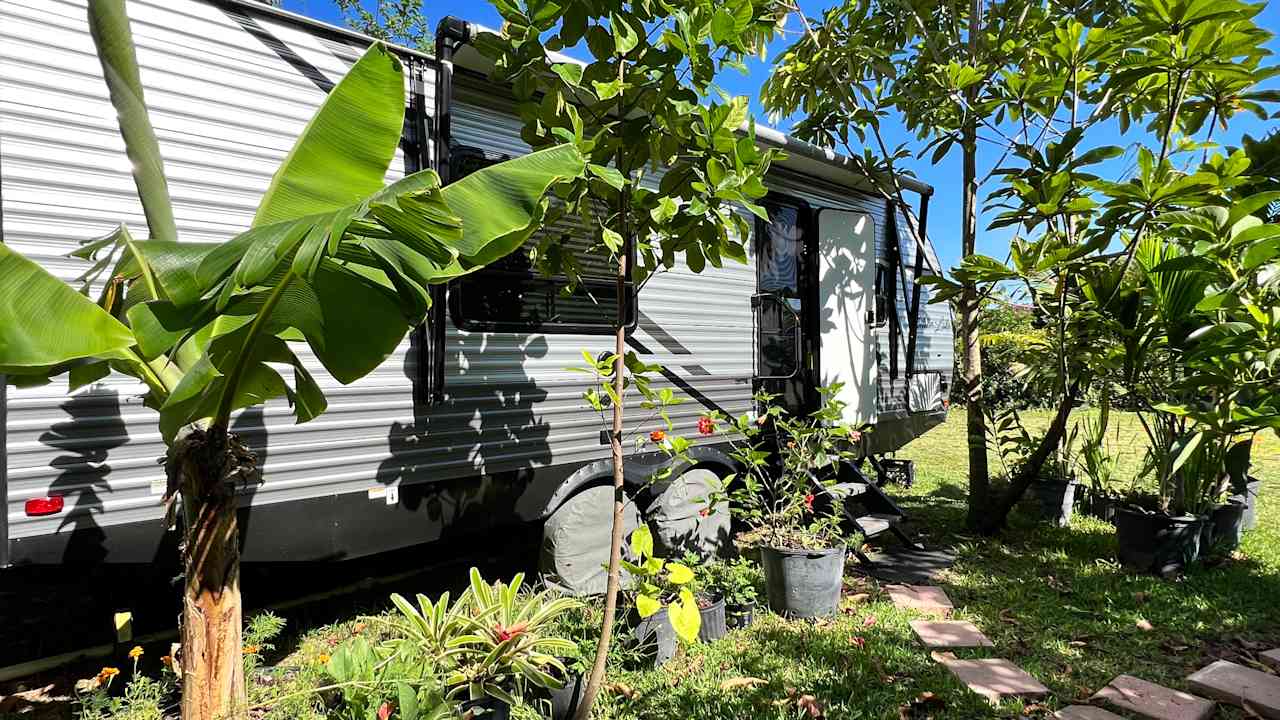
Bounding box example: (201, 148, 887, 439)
(0, 3, 583, 718)
(763, 0, 1275, 532)
(475, 1, 782, 715)
(334, 0, 432, 52)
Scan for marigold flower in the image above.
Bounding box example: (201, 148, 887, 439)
(242, 645, 259, 655)
(128, 645, 144, 659)
(97, 667, 120, 683)
(649, 429, 666, 443)
(318, 653, 331, 664)
(697, 416, 715, 435)
(353, 622, 367, 634)
(160, 655, 173, 667)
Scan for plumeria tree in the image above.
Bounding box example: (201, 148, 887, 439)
(475, 0, 783, 714)
(0, 3, 583, 718)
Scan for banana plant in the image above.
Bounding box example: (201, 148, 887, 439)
(0, 3, 584, 719)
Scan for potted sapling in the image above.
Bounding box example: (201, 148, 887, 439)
(622, 526, 701, 667)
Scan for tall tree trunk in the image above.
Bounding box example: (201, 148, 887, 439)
(959, 127, 990, 532)
(575, 224, 629, 720)
(171, 428, 250, 720)
(979, 389, 1076, 534)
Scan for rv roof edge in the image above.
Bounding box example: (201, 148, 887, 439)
(208, 0, 438, 63)
(456, 19, 934, 199)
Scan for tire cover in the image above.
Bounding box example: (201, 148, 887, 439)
(650, 468, 731, 559)
(541, 485, 641, 596)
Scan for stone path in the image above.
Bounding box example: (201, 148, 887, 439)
(1187, 659, 1280, 718)
(1090, 674, 1215, 720)
(910, 620, 993, 649)
(932, 653, 1049, 703)
(884, 584, 953, 616)
(1055, 706, 1126, 720)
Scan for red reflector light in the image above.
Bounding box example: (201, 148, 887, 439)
(25, 496, 64, 516)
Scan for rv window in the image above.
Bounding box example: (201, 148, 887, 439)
(448, 148, 634, 334)
(873, 262, 891, 328)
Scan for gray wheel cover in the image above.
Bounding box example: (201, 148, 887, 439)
(650, 468, 731, 559)
(541, 484, 640, 596)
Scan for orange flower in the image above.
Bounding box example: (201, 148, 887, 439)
(649, 429, 666, 443)
(160, 655, 173, 668)
(97, 667, 120, 683)
(128, 645, 144, 659)
(318, 653, 331, 664)
(353, 622, 367, 634)
(242, 645, 259, 655)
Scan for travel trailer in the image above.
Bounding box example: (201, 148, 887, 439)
(0, 0, 953, 590)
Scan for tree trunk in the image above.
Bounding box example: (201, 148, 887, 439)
(979, 389, 1076, 534)
(959, 126, 990, 532)
(574, 232, 629, 720)
(171, 428, 250, 720)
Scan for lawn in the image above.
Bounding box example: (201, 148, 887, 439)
(59, 409, 1280, 720)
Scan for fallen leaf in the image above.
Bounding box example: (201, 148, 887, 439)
(796, 693, 824, 718)
(1067, 640, 1087, 647)
(847, 593, 871, 605)
(998, 608, 1020, 625)
(607, 682, 639, 701)
(720, 677, 767, 691)
(898, 690, 946, 719)
(863, 614, 878, 628)
(1133, 591, 1151, 605)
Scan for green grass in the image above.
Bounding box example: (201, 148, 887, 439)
(226, 410, 1280, 720)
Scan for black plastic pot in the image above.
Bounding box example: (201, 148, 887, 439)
(1115, 508, 1205, 576)
(760, 545, 846, 618)
(1231, 478, 1262, 531)
(1209, 502, 1247, 553)
(543, 672, 585, 720)
(1081, 490, 1118, 523)
(1031, 480, 1079, 527)
(461, 697, 510, 720)
(698, 597, 727, 642)
(632, 607, 678, 667)
(726, 602, 756, 629)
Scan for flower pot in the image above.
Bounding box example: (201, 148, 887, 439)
(1031, 480, 1078, 527)
(544, 672, 585, 720)
(461, 697, 510, 720)
(1082, 489, 1117, 523)
(1209, 501, 1247, 553)
(1230, 478, 1262, 531)
(1115, 507, 1205, 576)
(698, 597, 727, 642)
(760, 545, 846, 618)
(726, 602, 756, 629)
(631, 607, 678, 667)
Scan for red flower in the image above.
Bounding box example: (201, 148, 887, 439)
(492, 621, 529, 643)
(849, 635, 866, 649)
(697, 416, 715, 435)
(698, 508, 710, 518)
(377, 702, 394, 720)
(650, 429, 666, 443)
(804, 493, 815, 511)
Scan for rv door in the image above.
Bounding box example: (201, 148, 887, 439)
(816, 209, 878, 425)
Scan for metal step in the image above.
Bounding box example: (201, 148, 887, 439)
(828, 482, 868, 500)
(857, 513, 901, 537)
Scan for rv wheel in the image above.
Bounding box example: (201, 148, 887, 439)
(650, 468, 731, 559)
(540, 484, 641, 596)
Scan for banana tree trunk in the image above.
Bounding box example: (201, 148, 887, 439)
(170, 428, 250, 720)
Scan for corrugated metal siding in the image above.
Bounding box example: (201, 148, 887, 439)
(1, 0, 428, 540)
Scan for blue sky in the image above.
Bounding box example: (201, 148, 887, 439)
(283, 0, 1280, 272)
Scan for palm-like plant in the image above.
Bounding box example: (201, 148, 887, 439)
(0, 3, 584, 719)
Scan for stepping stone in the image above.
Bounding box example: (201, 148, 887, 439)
(934, 653, 1048, 704)
(1090, 674, 1214, 720)
(885, 584, 953, 616)
(1262, 649, 1280, 671)
(910, 620, 993, 649)
(1055, 707, 1126, 720)
(1187, 659, 1280, 718)
(859, 547, 956, 584)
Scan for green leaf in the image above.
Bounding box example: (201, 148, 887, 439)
(629, 524, 654, 560)
(551, 63, 583, 87)
(87, 0, 176, 241)
(610, 13, 639, 55)
(668, 589, 702, 644)
(635, 593, 662, 618)
(0, 244, 136, 377)
(588, 163, 626, 190)
(252, 43, 405, 227)
(665, 562, 694, 585)
(306, 261, 408, 384)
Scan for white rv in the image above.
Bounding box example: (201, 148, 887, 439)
(0, 0, 953, 588)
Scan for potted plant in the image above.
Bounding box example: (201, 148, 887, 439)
(713, 386, 853, 619)
(701, 557, 763, 629)
(387, 569, 580, 718)
(676, 553, 734, 641)
(1074, 401, 1120, 522)
(621, 526, 701, 667)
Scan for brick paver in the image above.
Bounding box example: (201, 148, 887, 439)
(1261, 649, 1280, 672)
(1090, 674, 1215, 720)
(1055, 706, 1127, 720)
(1187, 659, 1280, 718)
(910, 619, 993, 648)
(934, 653, 1049, 704)
(885, 584, 954, 616)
